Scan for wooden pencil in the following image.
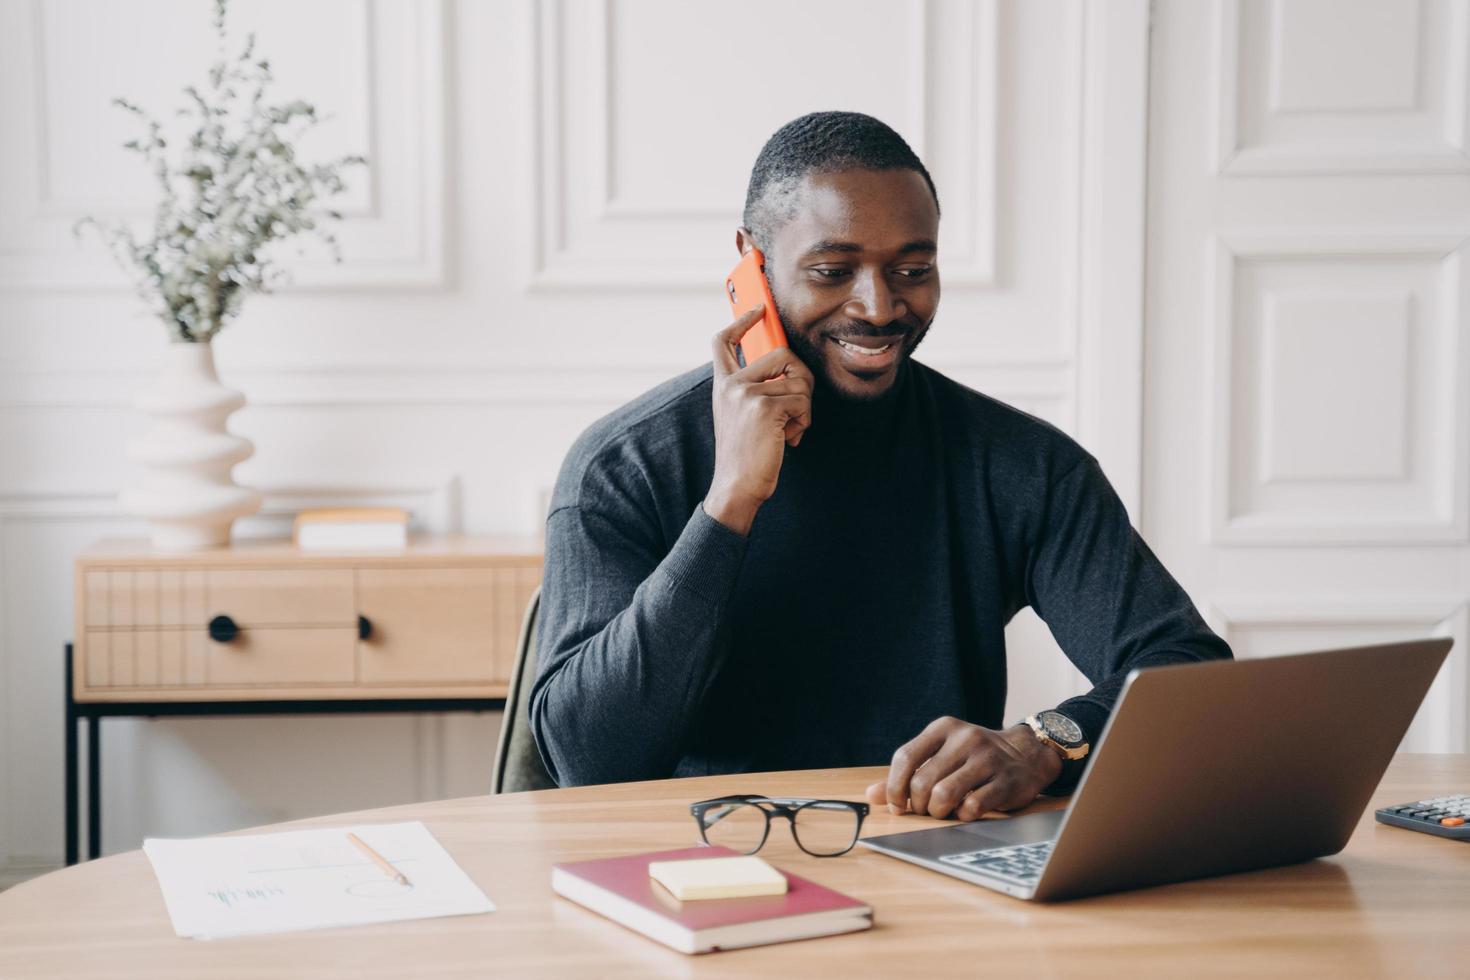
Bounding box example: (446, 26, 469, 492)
(347, 832, 411, 886)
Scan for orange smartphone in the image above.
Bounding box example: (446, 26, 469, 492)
(724, 247, 788, 367)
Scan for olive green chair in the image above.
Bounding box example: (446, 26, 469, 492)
(491, 587, 558, 794)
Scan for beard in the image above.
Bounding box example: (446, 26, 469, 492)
(773, 298, 931, 402)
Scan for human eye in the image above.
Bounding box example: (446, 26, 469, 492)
(893, 265, 933, 280)
(808, 266, 852, 281)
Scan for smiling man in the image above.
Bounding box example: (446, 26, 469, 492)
(531, 112, 1231, 820)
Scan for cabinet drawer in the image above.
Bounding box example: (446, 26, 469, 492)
(206, 569, 354, 627)
(206, 627, 357, 686)
(82, 629, 207, 689)
(79, 627, 355, 690)
(84, 569, 207, 628)
(357, 567, 496, 684)
(357, 565, 539, 685)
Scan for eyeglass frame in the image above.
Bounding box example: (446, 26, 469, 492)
(688, 794, 870, 857)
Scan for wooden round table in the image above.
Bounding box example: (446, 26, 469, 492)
(2, 757, 1468, 978)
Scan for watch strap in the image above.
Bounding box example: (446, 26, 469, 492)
(1024, 712, 1090, 762)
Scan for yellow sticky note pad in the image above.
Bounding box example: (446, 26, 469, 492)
(647, 855, 789, 901)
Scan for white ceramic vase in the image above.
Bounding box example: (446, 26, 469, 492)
(119, 341, 263, 550)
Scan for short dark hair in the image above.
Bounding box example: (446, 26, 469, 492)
(742, 111, 940, 252)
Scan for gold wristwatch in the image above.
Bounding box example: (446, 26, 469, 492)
(1024, 710, 1090, 762)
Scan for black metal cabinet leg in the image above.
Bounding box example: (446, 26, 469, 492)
(49, 694, 503, 863)
(87, 714, 100, 861)
(64, 643, 77, 866)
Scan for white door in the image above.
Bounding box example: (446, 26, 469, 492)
(1144, 0, 1470, 751)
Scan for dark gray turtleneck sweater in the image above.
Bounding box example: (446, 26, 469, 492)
(530, 360, 1231, 791)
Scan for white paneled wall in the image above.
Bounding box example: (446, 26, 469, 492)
(0, 0, 1147, 885)
(1146, 0, 1470, 758)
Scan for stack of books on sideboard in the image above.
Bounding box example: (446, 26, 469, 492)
(293, 507, 410, 550)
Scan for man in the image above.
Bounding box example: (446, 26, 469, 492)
(531, 111, 1231, 821)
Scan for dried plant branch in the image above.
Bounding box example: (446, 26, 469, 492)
(75, 0, 366, 343)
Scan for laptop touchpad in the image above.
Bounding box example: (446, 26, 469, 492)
(957, 809, 1064, 847)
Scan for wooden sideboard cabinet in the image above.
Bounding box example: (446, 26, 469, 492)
(73, 536, 542, 702)
(65, 536, 542, 865)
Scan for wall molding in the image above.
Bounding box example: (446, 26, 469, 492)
(0, 479, 463, 534)
(1210, 0, 1470, 176)
(1208, 596, 1469, 752)
(527, 0, 999, 290)
(1204, 229, 1470, 545)
(1209, 595, 1469, 636)
(1074, 0, 1149, 519)
(0, 0, 448, 291)
(0, 356, 1079, 411)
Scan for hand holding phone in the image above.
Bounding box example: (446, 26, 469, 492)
(705, 308, 813, 535)
(724, 248, 788, 365)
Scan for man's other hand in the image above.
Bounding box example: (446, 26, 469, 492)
(704, 309, 815, 535)
(864, 717, 1063, 821)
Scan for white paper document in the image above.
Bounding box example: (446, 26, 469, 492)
(143, 821, 495, 939)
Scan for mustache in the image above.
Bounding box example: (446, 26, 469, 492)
(825, 318, 916, 341)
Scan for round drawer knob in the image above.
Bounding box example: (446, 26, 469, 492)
(208, 614, 240, 643)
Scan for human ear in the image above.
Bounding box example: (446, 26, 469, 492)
(734, 226, 758, 257)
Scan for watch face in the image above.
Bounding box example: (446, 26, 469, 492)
(1039, 710, 1083, 745)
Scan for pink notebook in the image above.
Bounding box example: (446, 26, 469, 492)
(551, 845, 873, 954)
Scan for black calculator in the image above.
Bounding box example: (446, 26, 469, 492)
(1375, 794, 1470, 840)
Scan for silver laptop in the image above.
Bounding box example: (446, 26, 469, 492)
(858, 638, 1452, 901)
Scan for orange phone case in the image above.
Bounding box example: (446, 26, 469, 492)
(724, 248, 788, 366)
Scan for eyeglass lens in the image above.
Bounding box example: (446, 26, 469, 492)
(699, 802, 767, 853)
(791, 802, 862, 856)
(698, 801, 861, 856)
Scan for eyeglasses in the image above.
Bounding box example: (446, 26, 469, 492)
(689, 795, 870, 857)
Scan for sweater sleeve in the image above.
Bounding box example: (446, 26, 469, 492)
(529, 501, 748, 786)
(1023, 455, 1233, 794)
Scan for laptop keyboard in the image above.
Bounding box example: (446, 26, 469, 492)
(939, 839, 1056, 885)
